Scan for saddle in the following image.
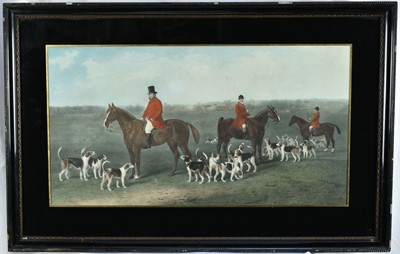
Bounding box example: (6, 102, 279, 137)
(233, 125, 250, 140)
(311, 127, 322, 136)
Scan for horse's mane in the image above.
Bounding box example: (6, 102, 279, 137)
(116, 106, 137, 121)
(292, 115, 308, 124)
(253, 106, 276, 122)
(253, 108, 269, 121)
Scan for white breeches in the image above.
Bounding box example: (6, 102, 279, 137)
(145, 119, 154, 134)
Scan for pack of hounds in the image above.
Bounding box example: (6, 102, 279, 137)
(56, 135, 326, 189)
(57, 147, 133, 191)
(262, 135, 327, 162)
(184, 135, 327, 184)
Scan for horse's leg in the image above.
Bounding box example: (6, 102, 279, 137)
(250, 138, 259, 163)
(324, 135, 331, 152)
(167, 141, 180, 176)
(127, 149, 137, 179)
(256, 138, 264, 163)
(222, 138, 231, 158)
(329, 134, 335, 152)
(216, 137, 223, 155)
(179, 144, 191, 158)
(133, 147, 142, 179)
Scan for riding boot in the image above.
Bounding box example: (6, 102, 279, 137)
(143, 133, 152, 149)
(242, 127, 249, 140)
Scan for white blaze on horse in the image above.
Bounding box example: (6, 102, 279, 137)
(103, 103, 200, 179)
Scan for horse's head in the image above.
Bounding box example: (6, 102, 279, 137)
(267, 105, 280, 123)
(104, 103, 119, 131)
(288, 115, 296, 127)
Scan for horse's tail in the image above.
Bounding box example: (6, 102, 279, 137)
(187, 123, 200, 144)
(218, 117, 224, 125)
(331, 124, 342, 134)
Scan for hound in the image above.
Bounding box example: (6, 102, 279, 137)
(58, 147, 96, 181)
(263, 138, 281, 160)
(311, 138, 327, 149)
(180, 155, 211, 184)
(208, 152, 221, 177)
(234, 143, 257, 173)
(224, 161, 243, 182)
(100, 161, 134, 191)
(277, 142, 301, 162)
(300, 140, 317, 159)
(205, 136, 218, 144)
(88, 153, 108, 179)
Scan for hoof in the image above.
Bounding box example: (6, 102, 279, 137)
(129, 175, 140, 180)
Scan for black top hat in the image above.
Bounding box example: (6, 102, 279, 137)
(238, 95, 244, 100)
(147, 86, 157, 94)
(314, 106, 320, 111)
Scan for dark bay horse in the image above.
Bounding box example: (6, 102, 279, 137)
(103, 103, 200, 179)
(217, 105, 280, 161)
(288, 115, 341, 152)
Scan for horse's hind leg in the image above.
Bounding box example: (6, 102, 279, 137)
(324, 135, 330, 152)
(222, 138, 231, 158)
(330, 136, 335, 152)
(179, 144, 192, 158)
(167, 141, 180, 176)
(324, 135, 334, 152)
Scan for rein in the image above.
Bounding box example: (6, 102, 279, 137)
(105, 110, 142, 133)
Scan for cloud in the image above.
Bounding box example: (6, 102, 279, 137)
(49, 50, 79, 70)
(48, 46, 351, 106)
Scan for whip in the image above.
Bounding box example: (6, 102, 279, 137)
(246, 98, 254, 113)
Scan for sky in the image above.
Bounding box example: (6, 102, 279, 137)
(47, 45, 351, 107)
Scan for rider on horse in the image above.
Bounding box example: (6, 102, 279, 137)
(140, 86, 166, 149)
(233, 95, 250, 136)
(309, 106, 320, 135)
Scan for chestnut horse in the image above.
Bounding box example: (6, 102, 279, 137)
(288, 115, 341, 152)
(217, 105, 280, 161)
(103, 103, 200, 179)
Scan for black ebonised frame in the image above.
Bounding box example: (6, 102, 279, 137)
(3, 2, 396, 252)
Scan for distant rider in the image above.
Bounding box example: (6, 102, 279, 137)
(309, 106, 320, 135)
(233, 95, 250, 135)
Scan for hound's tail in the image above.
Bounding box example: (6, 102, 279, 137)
(81, 147, 87, 157)
(57, 147, 64, 161)
(101, 160, 111, 176)
(187, 123, 200, 144)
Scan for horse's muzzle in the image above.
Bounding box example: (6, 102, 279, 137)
(104, 122, 111, 132)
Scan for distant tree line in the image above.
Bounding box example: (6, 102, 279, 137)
(50, 99, 347, 115)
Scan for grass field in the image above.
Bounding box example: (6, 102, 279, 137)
(49, 100, 349, 207)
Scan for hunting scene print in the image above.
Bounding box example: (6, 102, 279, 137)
(47, 45, 351, 207)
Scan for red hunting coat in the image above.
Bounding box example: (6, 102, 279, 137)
(310, 111, 320, 128)
(142, 97, 166, 129)
(233, 102, 250, 126)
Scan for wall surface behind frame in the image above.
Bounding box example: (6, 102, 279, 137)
(0, 0, 398, 254)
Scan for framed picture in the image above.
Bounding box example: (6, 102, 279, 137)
(4, 2, 396, 252)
